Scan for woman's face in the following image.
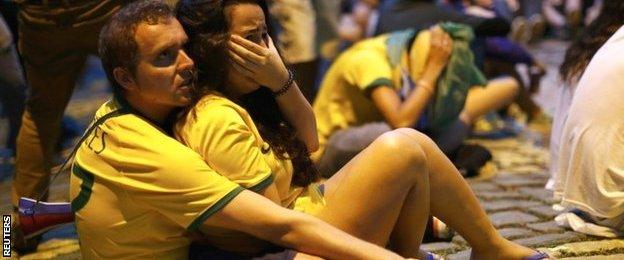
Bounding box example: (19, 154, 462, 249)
(225, 3, 269, 96)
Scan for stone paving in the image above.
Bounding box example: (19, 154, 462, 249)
(427, 136, 624, 259)
(2, 41, 623, 259)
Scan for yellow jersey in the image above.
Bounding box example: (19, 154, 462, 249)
(312, 31, 430, 161)
(176, 94, 324, 254)
(70, 98, 243, 259)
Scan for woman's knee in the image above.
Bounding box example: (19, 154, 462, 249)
(395, 128, 439, 152)
(370, 129, 429, 173)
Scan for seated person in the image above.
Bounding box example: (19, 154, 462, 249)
(375, 0, 511, 36)
(312, 23, 518, 176)
(441, 0, 546, 94)
(376, 0, 510, 77)
(69, 1, 410, 259)
(174, 0, 546, 259)
(550, 1, 624, 235)
(542, 0, 582, 39)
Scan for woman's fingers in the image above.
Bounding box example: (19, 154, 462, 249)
(231, 61, 255, 79)
(429, 26, 452, 53)
(231, 34, 269, 57)
(229, 50, 258, 74)
(229, 34, 289, 89)
(430, 25, 443, 41)
(266, 35, 279, 53)
(426, 26, 453, 69)
(228, 49, 247, 65)
(229, 38, 264, 65)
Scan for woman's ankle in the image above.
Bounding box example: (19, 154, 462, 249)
(469, 233, 507, 256)
(472, 238, 539, 260)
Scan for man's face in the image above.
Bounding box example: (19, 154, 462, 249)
(130, 18, 194, 108)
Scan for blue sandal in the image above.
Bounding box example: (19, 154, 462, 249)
(424, 251, 443, 260)
(524, 251, 550, 260)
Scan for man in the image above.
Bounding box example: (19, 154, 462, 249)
(11, 0, 128, 250)
(0, 13, 25, 166)
(71, 1, 402, 258)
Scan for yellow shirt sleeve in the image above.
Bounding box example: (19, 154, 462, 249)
(177, 99, 274, 193)
(342, 49, 394, 92)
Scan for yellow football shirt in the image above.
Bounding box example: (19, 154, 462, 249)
(176, 94, 325, 254)
(312, 31, 430, 161)
(70, 98, 244, 259)
(176, 95, 302, 205)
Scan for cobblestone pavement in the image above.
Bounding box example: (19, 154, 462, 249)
(2, 41, 623, 259)
(425, 136, 624, 259)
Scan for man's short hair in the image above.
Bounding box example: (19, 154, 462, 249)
(99, 0, 174, 96)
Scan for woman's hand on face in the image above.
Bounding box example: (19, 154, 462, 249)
(426, 26, 453, 75)
(228, 34, 290, 91)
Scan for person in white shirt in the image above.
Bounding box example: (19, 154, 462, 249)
(551, 2, 624, 232)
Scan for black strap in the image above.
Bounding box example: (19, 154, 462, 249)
(31, 108, 131, 206)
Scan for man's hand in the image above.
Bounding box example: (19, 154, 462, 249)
(228, 34, 289, 91)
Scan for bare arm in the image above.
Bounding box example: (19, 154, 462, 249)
(204, 190, 404, 260)
(273, 80, 319, 153)
(371, 27, 452, 129)
(229, 35, 319, 153)
(259, 183, 282, 204)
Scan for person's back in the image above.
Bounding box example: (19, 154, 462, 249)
(555, 25, 624, 222)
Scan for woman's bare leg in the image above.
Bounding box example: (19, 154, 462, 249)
(315, 130, 431, 257)
(314, 127, 540, 259)
(394, 128, 538, 259)
(460, 77, 520, 124)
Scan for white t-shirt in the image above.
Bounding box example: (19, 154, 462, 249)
(553, 25, 624, 218)
(548, 81, 576, 190)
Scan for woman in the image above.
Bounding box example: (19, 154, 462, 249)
(549, 0, 623, 190)
(542, 0, 582, 39)
(311, 21, 519, 177)
(175, 0, 547, 259)
(548, 0, 624, 235)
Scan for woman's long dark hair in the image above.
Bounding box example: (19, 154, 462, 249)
(559, 0, 624, 84)
(176, 0, 319, 187)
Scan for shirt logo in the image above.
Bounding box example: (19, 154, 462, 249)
(86, 126, 107, 154)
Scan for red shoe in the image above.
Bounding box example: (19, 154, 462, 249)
(18, 197, 74, 239)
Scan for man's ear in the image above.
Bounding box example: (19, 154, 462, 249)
(113, 67, 137, 91)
